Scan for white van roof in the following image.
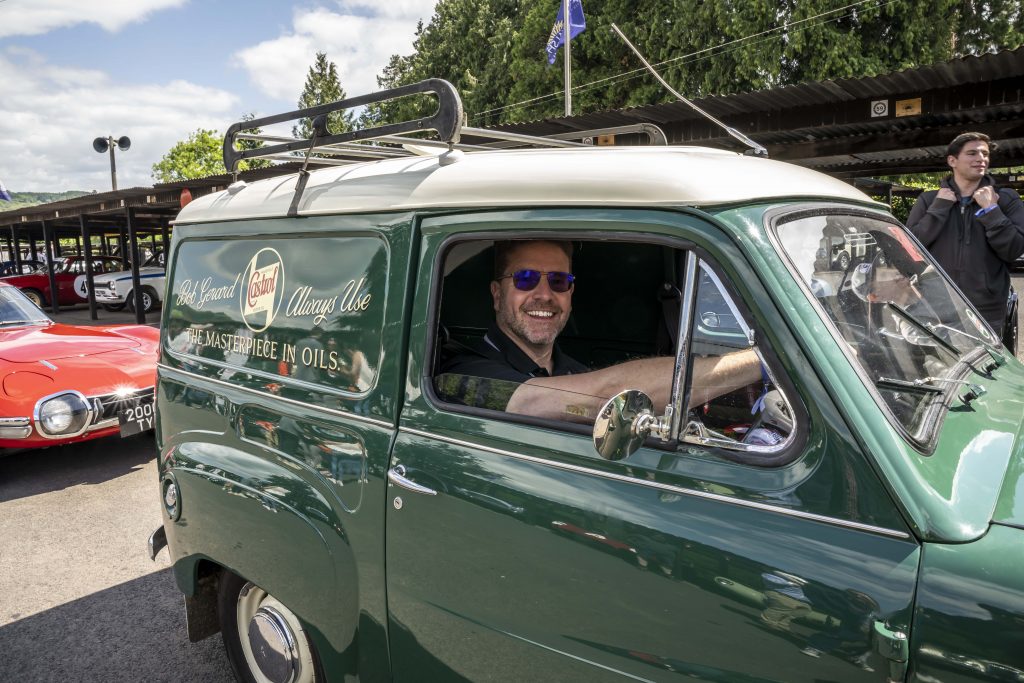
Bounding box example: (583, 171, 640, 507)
(175, 146, 874, 224)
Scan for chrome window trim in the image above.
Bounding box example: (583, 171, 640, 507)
(667, 251, 698, 440)
(158, 363, 394, 430)
(679, 258, 798, 456)
(401, 426, 910, 540)
(698, 259, 755, 344)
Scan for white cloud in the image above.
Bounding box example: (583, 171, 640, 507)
(233, 1, 438, 106)
(0, 0, 188, 38)
(0, 48, 238, 191)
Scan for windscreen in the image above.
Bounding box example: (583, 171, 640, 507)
(775, 213, 997, 438)
(0, 286, 50, 325)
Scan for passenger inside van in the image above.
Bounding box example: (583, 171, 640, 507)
(439, 240, 762, 423)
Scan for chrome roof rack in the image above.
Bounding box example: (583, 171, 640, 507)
(221, 79, 668, 214)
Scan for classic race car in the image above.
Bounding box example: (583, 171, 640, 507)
(0, 283, 158, 452)
(91, 250, 166, 313)
(0, 255, 125, 308)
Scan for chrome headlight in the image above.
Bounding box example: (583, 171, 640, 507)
(35, 391, 92, 437)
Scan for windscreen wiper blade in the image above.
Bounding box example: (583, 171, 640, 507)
(884, 302, 961, 358)
(0, 320, 45, 327)
(927, 322, 1007, 370)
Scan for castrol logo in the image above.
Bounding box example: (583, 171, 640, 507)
(240, 248, 285, 332)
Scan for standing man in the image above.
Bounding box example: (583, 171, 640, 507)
(906, 132, 1024, 334)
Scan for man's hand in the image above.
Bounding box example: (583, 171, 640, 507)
(936, 188, 956, 202)
(973, 186, 997, 209)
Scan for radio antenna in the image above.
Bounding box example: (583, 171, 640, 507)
(610, 23, 768, 157)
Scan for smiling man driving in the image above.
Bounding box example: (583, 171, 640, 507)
(440, 240, 761, 422)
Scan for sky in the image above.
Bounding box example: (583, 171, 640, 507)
(0, 0, 441, 192)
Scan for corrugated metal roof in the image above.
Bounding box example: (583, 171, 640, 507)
(481, 46, 1024, 176)
(493, 46, 1024, 129)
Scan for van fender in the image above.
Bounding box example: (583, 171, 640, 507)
(163, 443, 359, 652)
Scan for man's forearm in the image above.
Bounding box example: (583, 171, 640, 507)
(506, 349, 762, 420)
(688, 349, 762, 408)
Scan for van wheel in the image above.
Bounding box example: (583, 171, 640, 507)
(127, 287, 158, 314)
(22, 288, 45, 308)
(218, 571, 324, 683)
(836, 252, 850, 270)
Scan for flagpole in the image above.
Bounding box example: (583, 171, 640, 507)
(563, 0, 571, 116)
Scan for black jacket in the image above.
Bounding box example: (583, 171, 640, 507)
(906, 174, 1024, 330)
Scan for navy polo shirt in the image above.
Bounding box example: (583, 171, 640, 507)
(442, 323, 587, 381)
(436, 324, 587, 409)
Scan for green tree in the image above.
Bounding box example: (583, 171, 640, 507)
(152, 114, 269, 182)
(151, 128, 224, 182)
(368, 0, 1024, 127)
(293, 52, 355, 139)
(362, 0, 521, 128)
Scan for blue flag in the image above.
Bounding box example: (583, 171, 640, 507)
(0, 180, 10, 202)
(546, 0, 586, 65)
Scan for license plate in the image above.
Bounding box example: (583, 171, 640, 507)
(119, 400, 155, 437)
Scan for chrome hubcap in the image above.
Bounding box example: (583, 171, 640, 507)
(236, 582, 316, 683)
(247, 606, 298, 683)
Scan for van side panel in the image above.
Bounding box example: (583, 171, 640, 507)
(157, 215, 417, 682)
(911, 526, 1024, 681)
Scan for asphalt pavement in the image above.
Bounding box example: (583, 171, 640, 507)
(0, 434, 233, 683)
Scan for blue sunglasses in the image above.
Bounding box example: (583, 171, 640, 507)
(498, 269, 575, 293)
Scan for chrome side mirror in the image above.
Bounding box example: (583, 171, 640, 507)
(593, 390, 667, 461)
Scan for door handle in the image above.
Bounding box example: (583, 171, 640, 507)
(387, 464, 437, 496)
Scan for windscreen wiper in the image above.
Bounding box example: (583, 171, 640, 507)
(884, 302, 961, 358)
(926, 322, 1006, 372)
(0, 320, 46, 327)
(876, 375, 987, 405)
(875, 377, 944, 395)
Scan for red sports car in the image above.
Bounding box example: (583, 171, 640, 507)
(0, 283, 158, 452)
(0, 255, 125, 307)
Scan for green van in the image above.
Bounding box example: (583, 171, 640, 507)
(150, 81, 1024, 683)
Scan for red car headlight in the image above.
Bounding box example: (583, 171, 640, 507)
(34, 391, 92, 437)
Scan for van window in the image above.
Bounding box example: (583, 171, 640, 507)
(682, 261, 794, 451)
(165, 235, 386, 393)
(430, 238, 795, 460)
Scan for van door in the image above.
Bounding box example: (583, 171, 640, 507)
(385, 209, 919, 682)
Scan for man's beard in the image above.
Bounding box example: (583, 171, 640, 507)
(499, 301, 564, 348)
